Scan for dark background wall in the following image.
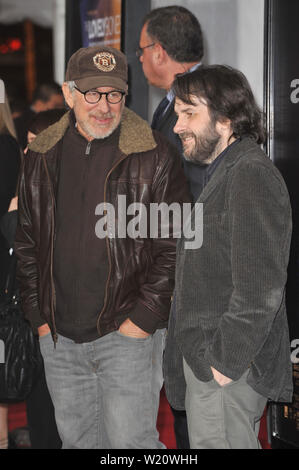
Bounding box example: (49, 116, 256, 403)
(265, 0, 299, 449)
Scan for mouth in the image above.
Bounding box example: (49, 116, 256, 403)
(90, 114, 114, 127)
(179, 133, 194, 145)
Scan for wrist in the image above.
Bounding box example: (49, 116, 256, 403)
(38, 324, 51, 337)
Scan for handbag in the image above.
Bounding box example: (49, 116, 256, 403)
(0, 248, 43, 403)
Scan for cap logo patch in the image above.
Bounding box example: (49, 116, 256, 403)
(93, 52, 116, 72)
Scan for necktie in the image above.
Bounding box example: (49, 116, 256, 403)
(151, 96, 170, 129)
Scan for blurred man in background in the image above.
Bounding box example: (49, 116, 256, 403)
(14, 81, 64, 149)
(138, 5, 204, 449)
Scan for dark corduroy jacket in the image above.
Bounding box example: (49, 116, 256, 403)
(164, 137, 293, 407)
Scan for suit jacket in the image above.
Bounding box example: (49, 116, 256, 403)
(152, 99, 182, 150)
(164, 137, 293, 408)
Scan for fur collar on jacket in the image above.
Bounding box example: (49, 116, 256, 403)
(28, 107, 157, 156)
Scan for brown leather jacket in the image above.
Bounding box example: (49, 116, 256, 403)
(15, 108, 190, 343)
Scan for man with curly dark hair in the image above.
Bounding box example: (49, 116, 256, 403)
(165, 64, 293, 449)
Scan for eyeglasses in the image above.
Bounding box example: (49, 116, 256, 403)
(136, 42, 156, 58)
(74, 87, 126, 104)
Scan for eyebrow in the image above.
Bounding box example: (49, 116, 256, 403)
(174, 105, 196, 115)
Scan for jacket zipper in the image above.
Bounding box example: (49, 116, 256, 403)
(96, 153, 128, 336)
(42, 155, 58, 346)
(76, 141, 92, 294)
(85, 141, 92, 156)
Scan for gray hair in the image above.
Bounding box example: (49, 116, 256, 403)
(67, 81, 76, 93)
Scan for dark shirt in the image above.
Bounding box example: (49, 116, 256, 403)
(183, 160, 208, 202)
(53, 112, 120, 343)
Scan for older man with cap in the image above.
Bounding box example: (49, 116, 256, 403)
(15, 46, 189, 449)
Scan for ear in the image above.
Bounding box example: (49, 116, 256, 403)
(215, 117, 232, 137)
(153, 43, 167, 66)
(62, 82, 74, 109)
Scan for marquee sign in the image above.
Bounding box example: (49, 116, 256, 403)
(80, 0, 122, 49)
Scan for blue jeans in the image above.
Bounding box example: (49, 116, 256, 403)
(39, 329, 166, 449)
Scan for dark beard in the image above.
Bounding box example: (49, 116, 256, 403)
(180, 125, 221, 165)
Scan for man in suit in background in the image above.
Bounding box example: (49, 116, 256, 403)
(138, 5, 204, 449)
(138, 7, 206, 200)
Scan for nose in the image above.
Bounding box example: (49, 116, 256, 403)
(173, 115, 184, 135)
(97, 95, 110, 113)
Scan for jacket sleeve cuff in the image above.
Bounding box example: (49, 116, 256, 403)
(24, 306, 46, 332)
(204, 349, 248, 382)
(129, 300, 162, 334)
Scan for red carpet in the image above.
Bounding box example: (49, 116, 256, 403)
(8, 402, 27, 433)
(8, 386, 270, 449)
(157, 387, 177, 448)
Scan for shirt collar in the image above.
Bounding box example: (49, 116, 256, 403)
(167, 62, 202, 103)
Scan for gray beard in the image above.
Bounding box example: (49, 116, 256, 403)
(78, 117, 119, 140)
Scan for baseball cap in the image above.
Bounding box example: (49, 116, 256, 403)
(65, 46, 128, 93)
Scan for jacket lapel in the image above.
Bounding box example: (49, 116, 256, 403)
(157, 100, 176, 132)
(198, 138, 252, 203)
